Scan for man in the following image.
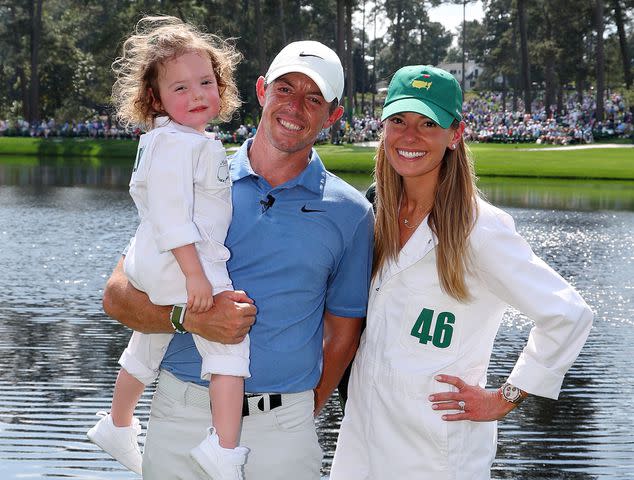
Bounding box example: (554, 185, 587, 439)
(102, 40, 374, 479)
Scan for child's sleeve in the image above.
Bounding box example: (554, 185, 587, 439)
(146, 133, 202, 252)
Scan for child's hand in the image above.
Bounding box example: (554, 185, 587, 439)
(222, 290, 254, 305)
(186, 273, 214, 313)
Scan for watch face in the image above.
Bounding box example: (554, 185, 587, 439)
(502, 383, 522, 403)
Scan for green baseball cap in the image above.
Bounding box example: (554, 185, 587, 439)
(381, 65, 463, 128)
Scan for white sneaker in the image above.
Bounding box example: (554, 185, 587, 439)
(190, 427, 249, 480)
(87, 411, 143, 475)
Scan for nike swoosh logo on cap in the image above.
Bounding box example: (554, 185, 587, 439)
(299, 52, 324, 59)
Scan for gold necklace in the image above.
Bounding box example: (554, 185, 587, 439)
(403, 217, 422, 229)
(400, 200, 431, 230)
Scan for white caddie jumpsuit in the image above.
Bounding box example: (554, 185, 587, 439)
(120, 117, 250, 385)
(330, 198, 593, 480)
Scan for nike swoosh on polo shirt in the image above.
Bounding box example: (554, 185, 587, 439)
(301, 205, 325, 213)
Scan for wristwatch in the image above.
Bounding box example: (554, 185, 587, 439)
(170, 304, 188, 333)
(499, 382, 525, 404)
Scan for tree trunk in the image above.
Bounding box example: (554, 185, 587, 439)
(461, 0, 466, 90)
(336, 0, 345, 61)
(278, 0, 287, 45)
(345, 0, 354, 125)
(576, 70, 584, 105)
(18, 66, 30, 121)
(331, 0, 346, 144)
(371, 6, 377, 117)
(360, 0, 366, 115)
(612, 0, 632, 88)
(544, 58, 556, 117)
(28, 0, 43, 122)
(394, 0, 403, 67)
(254, 0, 266, 75)
(517, 0, 531, 114)
(594, 0, 605, 122)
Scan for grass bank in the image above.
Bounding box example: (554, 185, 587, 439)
(1, 137, 633, 180)
(313, 143, 634, 180)
(0, 137, 136, 161)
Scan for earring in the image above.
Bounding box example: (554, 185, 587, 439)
(451, 144, 456, 150)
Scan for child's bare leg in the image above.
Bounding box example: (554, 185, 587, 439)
(111, 368, 145, 427)
(210, 375, 244, 448)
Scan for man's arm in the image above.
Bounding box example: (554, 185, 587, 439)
(313, 311, 363, 416)
(102, 257, 256, 344)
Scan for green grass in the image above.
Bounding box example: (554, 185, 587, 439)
(314, 144, 377, 172)
(1, 137, 633, 180)
(0, 136, 137, 160)
(469, 144, 634, 180)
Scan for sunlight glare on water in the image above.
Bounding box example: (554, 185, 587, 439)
(0, 184, 633, 479)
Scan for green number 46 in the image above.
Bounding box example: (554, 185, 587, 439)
(410, 308, 455, 349)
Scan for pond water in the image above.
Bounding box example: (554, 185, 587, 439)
(0, 159, 633, 479)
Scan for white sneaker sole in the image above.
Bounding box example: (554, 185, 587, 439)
(87, 426, 143, 475)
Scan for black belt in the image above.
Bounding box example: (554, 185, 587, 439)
(242, 393, 283, 417)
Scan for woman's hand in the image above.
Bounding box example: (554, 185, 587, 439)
(428, 374, 519, 422)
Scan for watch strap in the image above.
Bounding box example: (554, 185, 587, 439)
(170, 304, 187, 333)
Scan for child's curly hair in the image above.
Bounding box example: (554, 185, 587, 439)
(112, 15, 241, 128)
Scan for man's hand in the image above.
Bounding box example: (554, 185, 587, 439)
(313, 313, 363, 417)
(183, 290, 256, 344)
(103, 258, 256, 343)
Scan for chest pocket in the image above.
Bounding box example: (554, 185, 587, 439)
(397, 283, 462, 361)
(399, 302, 459, 354)
(130, 140, 153, 184)
(408, 306, 456, 349)
(198, 142, 232, 192)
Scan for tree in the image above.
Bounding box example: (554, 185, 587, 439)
(346, 0, 355, 124)
(445, 0, 478, 89)
(28, 0, 42, 121)
(594, 0, 605, 121)
(517, 0, 531, 113)
(612, 0, 632, 88)
(479, 0, 516, 103)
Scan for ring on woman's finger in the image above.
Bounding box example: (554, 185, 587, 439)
(458, 400, 466, 410)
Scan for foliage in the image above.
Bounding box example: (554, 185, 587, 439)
(0, 0, 632, 123)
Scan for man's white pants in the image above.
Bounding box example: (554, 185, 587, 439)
(142, 370, 323, 479)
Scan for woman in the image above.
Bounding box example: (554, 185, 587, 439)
(329, 65, 593, 480)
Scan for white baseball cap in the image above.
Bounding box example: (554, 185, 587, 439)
(265, 41, 344, 103)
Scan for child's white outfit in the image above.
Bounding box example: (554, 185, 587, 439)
(89, 117, 249, 478)
(121, 117, 250, 383)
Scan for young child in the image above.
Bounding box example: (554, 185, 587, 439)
(87, 16, 250, 479)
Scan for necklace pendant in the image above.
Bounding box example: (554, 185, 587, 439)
(403, 218, 417, 229)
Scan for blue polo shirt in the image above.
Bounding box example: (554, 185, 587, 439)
(161, 140, 374, 393)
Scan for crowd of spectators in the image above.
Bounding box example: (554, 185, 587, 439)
(1, 91, 632, 145)
(0, 118, 141, 140)
(462, 91, 633, 145)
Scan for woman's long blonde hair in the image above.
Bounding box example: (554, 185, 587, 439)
(372, 121, 479, 302)
(111, 15, 242, 129)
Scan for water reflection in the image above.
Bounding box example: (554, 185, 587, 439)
(1, 178, 633, 478)
(0, 160, 132, 189)
(478, 177, 634, 212)
(2, 159, 634, 212)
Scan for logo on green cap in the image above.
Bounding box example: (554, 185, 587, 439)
(411, 79, 432, 90)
